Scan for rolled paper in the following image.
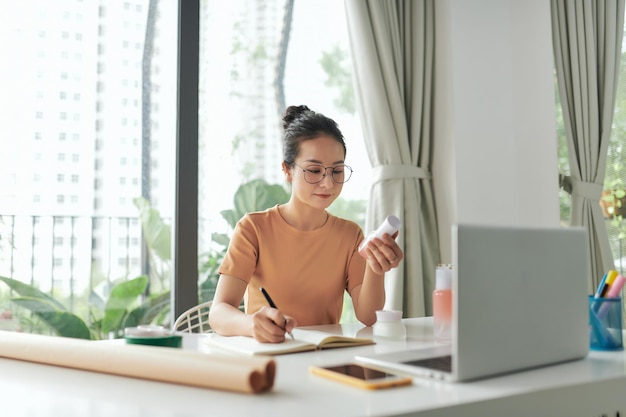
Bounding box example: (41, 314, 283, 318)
(0, 330, 275, 394)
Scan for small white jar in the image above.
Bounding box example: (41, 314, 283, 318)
(373, 310, 406, 341)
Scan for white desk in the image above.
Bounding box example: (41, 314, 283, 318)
(1, 318, 625, 417)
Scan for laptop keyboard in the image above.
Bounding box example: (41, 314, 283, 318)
(402, 355, 452, 373)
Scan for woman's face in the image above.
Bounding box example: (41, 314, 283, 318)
(286, 135, 346, 210)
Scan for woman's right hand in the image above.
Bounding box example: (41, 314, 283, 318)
(209, 274, 297, 342)
(251, 306, 297, 343)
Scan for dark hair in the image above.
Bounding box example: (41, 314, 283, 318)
(282, 105, 346, 166)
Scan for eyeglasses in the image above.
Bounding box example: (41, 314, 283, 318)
(293, 164, 353, 184)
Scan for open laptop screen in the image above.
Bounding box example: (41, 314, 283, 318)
(356, 224, 590, 382)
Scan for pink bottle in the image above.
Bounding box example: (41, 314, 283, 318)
(433, 264, 452, 342)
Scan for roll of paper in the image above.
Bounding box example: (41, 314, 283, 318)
(0, 330, 275, 393)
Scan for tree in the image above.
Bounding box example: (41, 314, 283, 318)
(319, 44, 355, 115)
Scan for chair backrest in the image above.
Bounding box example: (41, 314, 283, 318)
(172, 301, 213, 333)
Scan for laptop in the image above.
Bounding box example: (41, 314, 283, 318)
(355, 223, 590, 382)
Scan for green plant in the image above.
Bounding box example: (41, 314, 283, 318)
(603, 137, 626, 240)
(327, 197, 366, 231)
(134, 196, 171, 293)
(0, 276, 91, 338)
(218, 179, 290, 229)
(0, 275, 164, 339)
(319, 43, 355, 114)
(602, 191, 626, 241)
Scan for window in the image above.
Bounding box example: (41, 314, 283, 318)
(604, 28, 626, 275)
(0, 1, 177, 338)
(1, 0, 365, 336)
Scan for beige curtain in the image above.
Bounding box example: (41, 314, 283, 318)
(344, 0, 439, 317)
(551, 0, 625, 292)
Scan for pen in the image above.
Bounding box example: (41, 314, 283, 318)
(592, 274, 608, 312)
(601, 270, 619, 298)
(260, 287, 294, 340)
(595, 275, 626, 320)
(592, 270, 617, 313)
(594, 272, 608, 298)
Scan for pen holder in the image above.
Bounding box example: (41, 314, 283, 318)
(588, 296, 623, 351)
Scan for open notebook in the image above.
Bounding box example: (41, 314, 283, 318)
(205, 328, 374, 356)
(356, 223, 590, 382)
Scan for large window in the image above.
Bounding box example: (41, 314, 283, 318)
(0, 0, 177, 338)
(0, 0, 370, 336)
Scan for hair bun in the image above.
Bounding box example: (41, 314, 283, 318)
(282, 105, 311, 130)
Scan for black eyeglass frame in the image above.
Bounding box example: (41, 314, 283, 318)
(293, 163, 353, 184)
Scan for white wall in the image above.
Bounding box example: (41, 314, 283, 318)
(433, 0, 561, 263)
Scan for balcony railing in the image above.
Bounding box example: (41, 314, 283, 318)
(0, 214, 153, 312)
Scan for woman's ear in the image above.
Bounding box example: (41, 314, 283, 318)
(282, 162, 293, 183)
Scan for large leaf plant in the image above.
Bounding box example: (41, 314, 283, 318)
(0, 275, 164, 340)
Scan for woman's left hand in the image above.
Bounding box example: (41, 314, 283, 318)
(362, 232, 403, 274)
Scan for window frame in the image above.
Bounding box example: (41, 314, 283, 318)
(172, 0, 199, 320)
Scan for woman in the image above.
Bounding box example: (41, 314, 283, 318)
(208, 105, 403, 342)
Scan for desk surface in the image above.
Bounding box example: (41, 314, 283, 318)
(2, 318, 625, 417)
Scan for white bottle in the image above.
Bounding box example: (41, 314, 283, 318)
(358, 215, 401, 258)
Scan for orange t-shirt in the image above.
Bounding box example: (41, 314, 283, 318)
(218, 205, 366, 326)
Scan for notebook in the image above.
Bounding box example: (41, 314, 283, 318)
(205, 328, 374, 356)
(355, 223, 590, 382)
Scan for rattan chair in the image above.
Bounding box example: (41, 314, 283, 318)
(172, 300, 213, 333)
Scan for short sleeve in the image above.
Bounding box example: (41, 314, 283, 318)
(218, 215, 260, 284)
